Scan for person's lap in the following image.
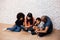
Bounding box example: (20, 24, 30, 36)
(7, 25, 52, 36)
(27, 26, 37, 35)
(14, 26, 21, 32)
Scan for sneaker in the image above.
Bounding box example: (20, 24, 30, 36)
(28, 31, 31, 33)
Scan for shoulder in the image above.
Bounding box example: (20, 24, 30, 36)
(44, 21, 52, 27)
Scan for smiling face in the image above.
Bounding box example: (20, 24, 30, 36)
(27, 13, 33, 20)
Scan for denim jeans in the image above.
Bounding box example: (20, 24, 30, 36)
(7, 25, 24, 32)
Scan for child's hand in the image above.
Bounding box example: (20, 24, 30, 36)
(35, 24, 36, 25)
(33, 26, 37, 30)
(40, 28, 43, 31)
(25, 27, 27, 30)
(35, 30, 38, 33)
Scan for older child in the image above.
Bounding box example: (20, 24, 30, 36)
(25, 12, 35, 32)
(4, 12, 25, 32)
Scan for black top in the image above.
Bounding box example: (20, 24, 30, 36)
(15, 20, 24, 27)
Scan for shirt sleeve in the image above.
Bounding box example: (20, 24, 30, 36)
(45, 21, 51, 27)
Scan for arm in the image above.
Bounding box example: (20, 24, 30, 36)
(37, 21, 51, 33)
(37, 26, 49, 33)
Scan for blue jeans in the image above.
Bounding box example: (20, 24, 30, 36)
(7, 25, 24, 32)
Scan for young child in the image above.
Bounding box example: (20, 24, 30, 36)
(3, 12, 25, 32)
(33, 17, 44, 33)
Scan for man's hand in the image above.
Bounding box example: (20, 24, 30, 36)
(35, 28, 40, 33)
(36, 27, 49, 33)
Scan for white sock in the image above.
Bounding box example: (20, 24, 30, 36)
(28, 31, 31, 33)
(2, 28, 7, 31)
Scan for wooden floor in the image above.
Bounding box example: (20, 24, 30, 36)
(0, 23, 60, 40)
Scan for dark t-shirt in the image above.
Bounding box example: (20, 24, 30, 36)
(15, 20, 24, 27)
(44, 16, 53, 33)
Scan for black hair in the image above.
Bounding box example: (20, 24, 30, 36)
(36, 17, 41, 21)
(17, 12, 25, 21)
(33, 18, 41, 26)
(27, 12, 32, 18)
(26, 12, 33, 25)
(15, 12, 25, 26)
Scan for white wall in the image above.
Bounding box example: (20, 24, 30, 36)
(0, 0, 60, 30)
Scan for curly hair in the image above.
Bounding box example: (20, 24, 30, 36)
(17, 12, 25, 20)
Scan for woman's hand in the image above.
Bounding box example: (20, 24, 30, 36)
(25, 26, 29, 28)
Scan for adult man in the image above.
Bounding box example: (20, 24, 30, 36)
(37, 16, 53, 37)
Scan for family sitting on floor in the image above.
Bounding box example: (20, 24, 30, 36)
(4, 12, 53, 37)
